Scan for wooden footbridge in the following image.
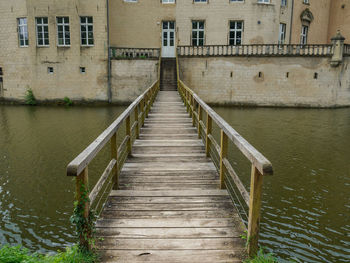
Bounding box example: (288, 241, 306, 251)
(67, 55, 273, 262)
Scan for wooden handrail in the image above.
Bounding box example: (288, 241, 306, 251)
(67, 57, 161, 250)
(176, 53, 272, 257)
(179, 79, 272, 176)
(67, 79, 158, 177)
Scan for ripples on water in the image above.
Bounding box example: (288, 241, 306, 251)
(213, 107, 350, 262)
(0, 105, 349, 262)
(0, 106, 126, 253)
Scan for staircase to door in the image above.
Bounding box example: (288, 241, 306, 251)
(160, 58, 177, 91)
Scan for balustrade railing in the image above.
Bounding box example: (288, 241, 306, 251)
(110, 47, 160, 59)
(178, 44, 334, 57)
(344, 44, 350, 56)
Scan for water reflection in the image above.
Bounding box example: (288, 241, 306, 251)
(0, 105, 126, 253)
(0, 105, 349, 262)
(213, 107, 350, 262)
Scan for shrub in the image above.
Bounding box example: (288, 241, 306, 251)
(25, 89, 37, 105)
(63, 97, 73, 106)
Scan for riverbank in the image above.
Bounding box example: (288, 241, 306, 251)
(1, 97, 350, 109)
(0, 245, 279, 263)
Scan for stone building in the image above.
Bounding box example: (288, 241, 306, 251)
(0, 0, 108, 102)
(110, 0, 294, 56)
(291, 0, 350, 44)
(0, 0, 350, 104)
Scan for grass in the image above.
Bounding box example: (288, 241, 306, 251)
(244, 249, 280, 263)
(0, 245, 98, 263)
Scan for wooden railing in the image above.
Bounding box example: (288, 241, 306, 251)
(176, 54, 273, 257)
(110, 47, 160, 59)
(67, 56, 161, 249)
(178, 44, 333, 57)
(344, 44, 350, 56)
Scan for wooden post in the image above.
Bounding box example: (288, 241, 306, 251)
(186, 90, 189, 113)
(198, 105, 202, 139)
(205, 112, 212, 157)
(247, 165, 264, 257)
(75, 167, 90, 250)
(126, 115, 132, 155)
(191, 96, 195, 126)
(135, 106, 139, 139)
(111, 133, 119, 189)
(219, 130, 227, 189)
(141, 99, 145, 127)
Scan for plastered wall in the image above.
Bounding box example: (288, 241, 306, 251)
(111, 59, 159, 103)
(179, 56, 350, 108)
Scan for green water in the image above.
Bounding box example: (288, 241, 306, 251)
(0, 105, 349, 262)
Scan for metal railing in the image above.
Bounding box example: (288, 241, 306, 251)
(178, 44, 334, 57)
(110, 47, 160, 59)
(176, 53, 273, 257)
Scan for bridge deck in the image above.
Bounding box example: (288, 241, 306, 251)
(96, 90, 246, 262)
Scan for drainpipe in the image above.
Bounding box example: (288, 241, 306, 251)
(289, 0, 294, 44)
(107, 0, 112, 103)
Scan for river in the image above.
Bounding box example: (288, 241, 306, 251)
(0, 105, 349, 262)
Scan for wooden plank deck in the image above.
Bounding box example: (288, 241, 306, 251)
(96, 90, 246, 262)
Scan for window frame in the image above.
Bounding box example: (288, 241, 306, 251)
(56, 16, 71, 47)
(278, 23, 286, 45)
(300, 25, 308, 45)
(192, 20, 205, 46)
(17, 18, 29, 47)
(229, 21, 244, 46)
(162, 0, 175, 3)
(257, 0, 270, 4)
(80, 16, 94, 47)
(36, 17, 50, 47)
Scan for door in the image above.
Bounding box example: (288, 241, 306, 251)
(162, 21, 175, 58)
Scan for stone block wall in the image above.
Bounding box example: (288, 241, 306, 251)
(179, 56, 350, 108)
(111, 59, 159, 104)
(0, 0, 108, 103)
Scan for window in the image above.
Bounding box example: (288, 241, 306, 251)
(80, 17, 94, 46)
(124, 0, 137, 2)
(18, 18, 29, 47)
(278, 23, 286, 44)
(300, 25, 308, 45)
(229, 21, 243, 45)
(57, 17, 70, 46)
(48, 67, 54, 74)
(192, 21, 205, 46)
(36, 17, 49, 46)
(303, 0, 309, 4)
(281, 0, 287, 6)
(194, 0, 207, 2)
(162, 0, 175, 3)
(258, 0, 270, 3)
(231, 0, 244, 2)
(80, 67, 86, 74)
